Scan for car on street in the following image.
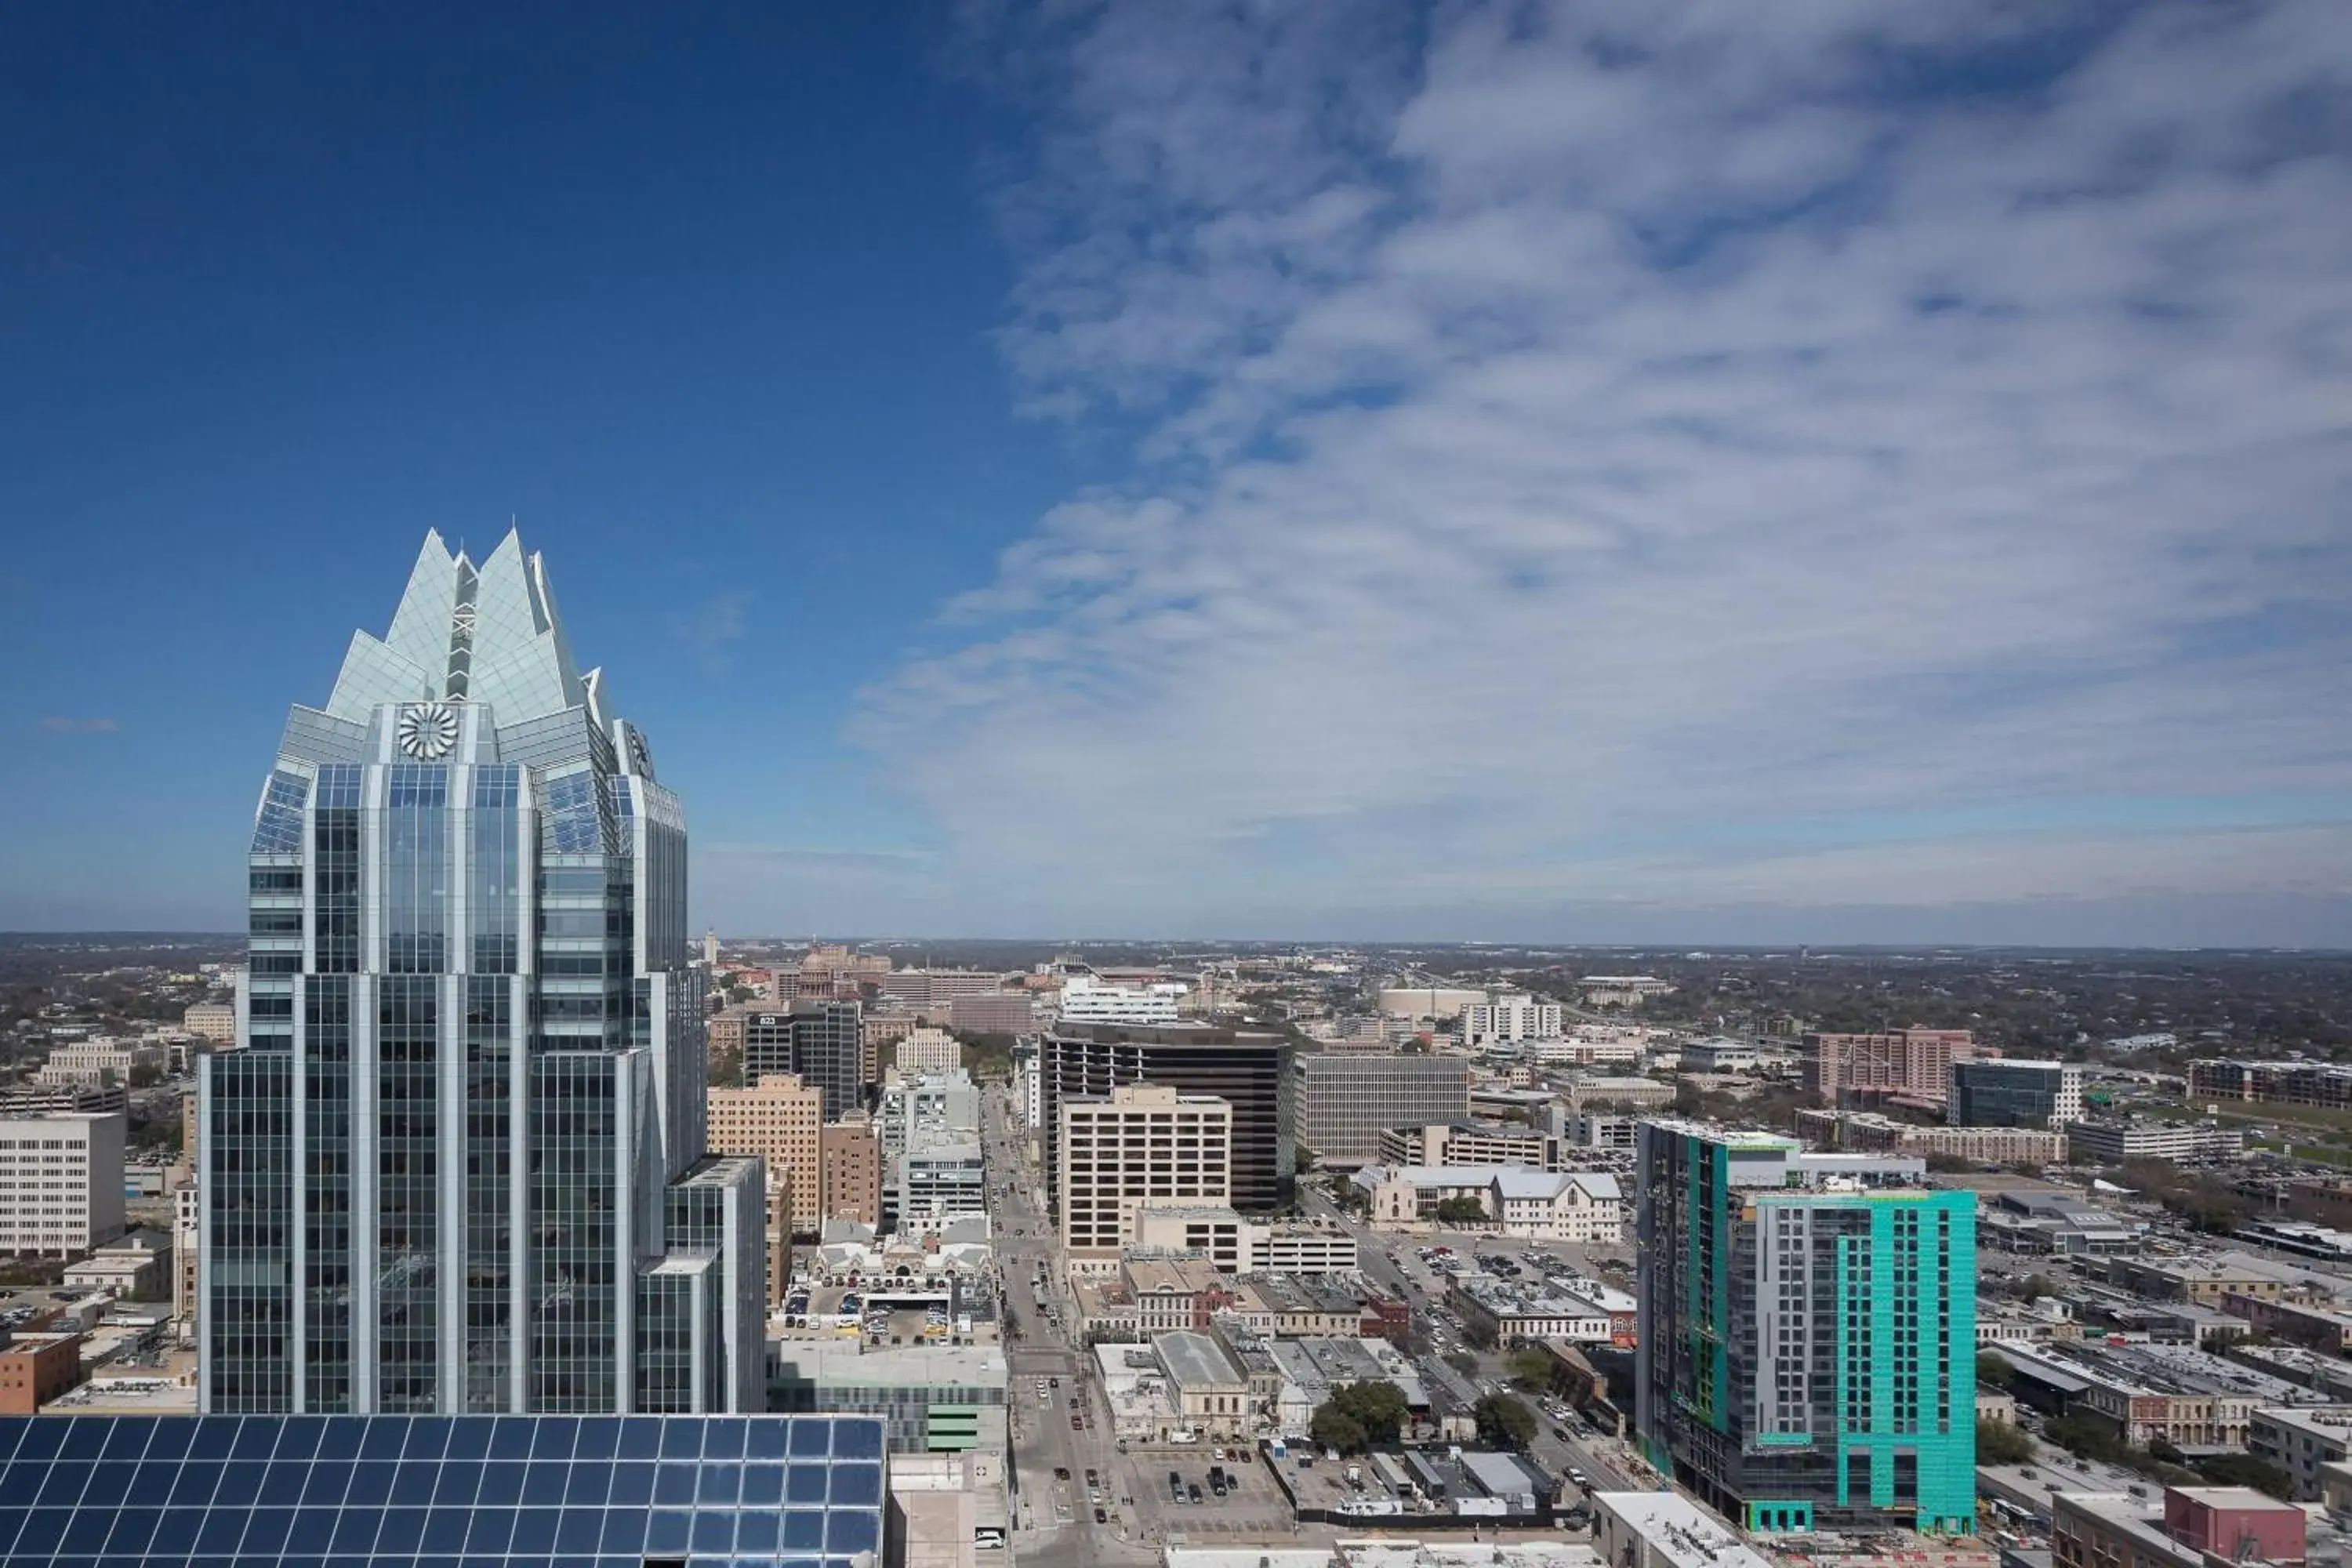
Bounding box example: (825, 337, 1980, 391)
(1094, 1508, 1108, 1524)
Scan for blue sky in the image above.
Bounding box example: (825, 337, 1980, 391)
(3, 2, 2349, 945)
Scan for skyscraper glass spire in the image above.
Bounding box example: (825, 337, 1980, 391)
(202, 529, 763, 1415)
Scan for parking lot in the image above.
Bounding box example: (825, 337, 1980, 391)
(1113, 1445, 1291, 1542)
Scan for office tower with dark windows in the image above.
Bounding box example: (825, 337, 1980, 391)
(1634, 1120, 1976, 1537)
(741, 1000, 864, 1118)
(201, 529, 763, 1415)
(1947, 1059, 2084, 1129)
(1040, 1023, 1294, 1214)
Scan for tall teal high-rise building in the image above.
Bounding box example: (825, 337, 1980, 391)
(201, 531, 764, 1416)
(1635, 1120, 1976, 1536)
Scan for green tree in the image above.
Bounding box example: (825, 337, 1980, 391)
(1296, 1143, 1319, 1175)
(1435, 1196, 1486, 1225)
(1443, 1352, 1479, 1377)
(1474, 1393, 1537, 1450)
(1976, 1352, 2016, 1389)
(1308, 1381, 1411, 1453)
(1977, 1419, 2033, 1465)
(1508, 1348, 1557, 1392)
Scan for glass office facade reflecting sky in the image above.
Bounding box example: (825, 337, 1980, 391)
(205, 530, 762, 1414)
(0, 1412, 885, 1567)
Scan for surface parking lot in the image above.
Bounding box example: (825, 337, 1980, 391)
(1116, 1446, 1291, 1540)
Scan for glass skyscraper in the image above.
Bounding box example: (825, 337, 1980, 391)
(202, 530, 763, 1415)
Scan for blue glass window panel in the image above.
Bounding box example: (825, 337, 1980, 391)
(230, 1417, 282, 1460)
(659, 1420, 702, 1459)
(193, 1555, 241, 1568)
(311, 1417, 364, 1461)
(833, 1461, 883, 1505)
(12, 1510, 66, 1558)
(253, 769, 311, 851)
(645, 1508, 692, 1554)
(387, 764, 449, 808)
(787, 1464, 829, 1504)
(691, 1512, 736, 1554)
(474, 1462, 524, 1504)
(59, 1504, 116, 1552)
(443, 1417, 493, 1461)
(607, 1462, 654, 1506)
(789, 1420, 833, 1457)
(166, 1461, 222, 1507)
(422, 1507, 472, 1552)
(735, 1512, 781, 1553)
(96, 1416, 158, 1462)
(316, 764, 362, 808)
(405, 1417, 452, 1461)
(510, 1506, 560, 1554)
(474, 766, 521, 808)
(739, 1463, 784, 1506)
(285, 1508, 338, 1554)
(564, 1462, 612, 1507)
(344, 1461, 397, 1507)
(328, 1506, 383, 1555)
(124, 1459, 180, 1507)
(833, 1418, 882, 1457)
(258, 1459, 310, 1505)
(783, 1510, 829, 1550)
(521, 1460, 571, 1505)
(616, 1420, 662, 1459)
(782, 1555, 823, 1568)
(58, 1421, 110, 1461)
(376, 1508, 430, 1555)
(746, 1419, 792, 1461)
(533, 1416, 580, 1460)
(33, 1460, 90, 1507)
(11, 1422, 66, 1463)
(103, 1505, 162, 1557)
(148, 1505, 203, 1552)
(0, 1504, 24, 1556)
(212, 1458, 267, 1508)
(463, 1508, 515, 1555)
(194, 1507, 251, 1553)
(699, 1463, 742, 1504)
(432, 1461, 483, 1507)
(653, 1462, 699, 1504)
(271, 1417, 324, 1461)
(359, 1416, 412, 1459)
(299, 1461, 351, 1506)
(390, 1457, 441, 1504)
(489, 1416, 538, 1459)
(555, 1508, 604, 1556)
(828, 1510, 880, 1554)
(240, 1508, 296, 1557)
(597, 1508, 646, 1555)
(572, 1417, 620, 1461)
(0, 1464, 44, 1506)
(702, 1421, 746, 1460)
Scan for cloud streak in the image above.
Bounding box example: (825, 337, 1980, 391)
(40, 717, 120, 734)
(866, 0, 2352, 940)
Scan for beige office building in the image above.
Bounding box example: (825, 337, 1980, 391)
(1057, 1083, 1231, 1270)
(181, 1003, 237, 1045)
(0, 1112, 127, 1257)
(896, 1026, 962, 1076)
(709, 1073, 823, 1236)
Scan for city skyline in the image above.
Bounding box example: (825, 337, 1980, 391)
(5, 5, 2350, 947)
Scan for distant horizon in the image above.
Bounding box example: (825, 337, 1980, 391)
(6, 927, 2346, 958)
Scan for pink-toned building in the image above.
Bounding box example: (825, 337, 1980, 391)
(1802, 1028, 1983, 1106)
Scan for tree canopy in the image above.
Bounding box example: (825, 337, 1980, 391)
(1473, 1393, 1537, 1450)
(1308, 1381, 1410, 1454)
(1977, 1418, 2033, 1465)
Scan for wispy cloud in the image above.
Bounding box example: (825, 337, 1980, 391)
(39, 717, 120, 734)
(861, 0, 2352, 939)
(678, 590, 753, 677)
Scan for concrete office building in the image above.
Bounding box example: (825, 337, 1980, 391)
(1461, 998, 1563, 1045)
(1948, 1059, 2084, 1128)
(1058, 1083, 1232, 1269)
(949, 993, 1038, 1035)
(2191, 1058, 2352, 1112)
(1294, 1054, 1471, 1167)
(2066, 1119, 2246, 1167)
(1041, 1023, 1294, 1214)
(1802, 1029, 1980, 1107)
(880, 968, 1009, 1011)
(181, 1002, 238, 1044)
(822, 1113, 884, 1228)
(1635, 1120, 1976, 1535)
(706, 1073, 823, 1236)
(201, 529, 762, 1414)
(895, 1025, 963, 1075)
(0, 1112, 127, 1257)
(744, 1000, 864, 1119)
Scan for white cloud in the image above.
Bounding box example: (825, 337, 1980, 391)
(863, 0, 2352, 939)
